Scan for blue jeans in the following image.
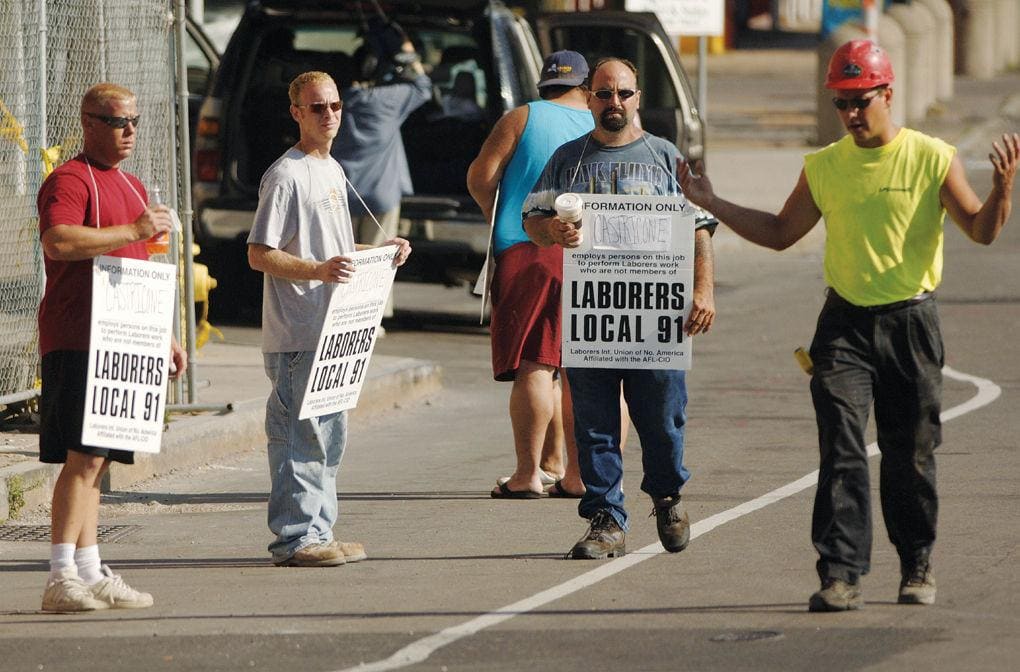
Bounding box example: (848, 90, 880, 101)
(566, 368, 690, 530)
(263, 351, 349, 563)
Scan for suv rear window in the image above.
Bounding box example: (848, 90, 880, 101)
(236, 25, 361, 184)
(231, 21, 491, 197)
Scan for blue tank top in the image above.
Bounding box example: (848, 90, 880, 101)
(493, 100, 593, 255)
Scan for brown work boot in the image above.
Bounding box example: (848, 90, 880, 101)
(329, 539, 368, 563)
(898, 562, 936, 605)
(808, 577, 863, 612)
(650, 494, 690, 553)
(567, 510, 626, 560)
(274, 542, 346, 567)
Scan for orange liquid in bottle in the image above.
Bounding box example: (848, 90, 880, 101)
(145, 233, 169, 256)
(146, 185, 169, 256)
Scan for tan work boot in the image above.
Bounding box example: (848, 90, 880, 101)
(567, 510, 626, 560)
(809, 577, 863, 612)
(650, 494, 691, 553)
(274, 542, 346, 567)
(329, 539, 367, 563)
(898, 562, 936, 605)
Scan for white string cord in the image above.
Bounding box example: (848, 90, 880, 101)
(341, 167, 388, 239)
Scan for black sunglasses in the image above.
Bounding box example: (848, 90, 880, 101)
(87, 112, 140, 129)
(298, 101, 343, 115)
(593, 89, 637, 101)
(831, 91, 882, 111)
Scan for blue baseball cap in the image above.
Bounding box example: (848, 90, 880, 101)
(538, 50, 589, 88)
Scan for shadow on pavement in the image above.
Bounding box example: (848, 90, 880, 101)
(0, 601, 817, 622)
(101, 490, 502, 505)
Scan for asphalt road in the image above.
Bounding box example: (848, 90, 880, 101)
(1, 151, 1017, 671)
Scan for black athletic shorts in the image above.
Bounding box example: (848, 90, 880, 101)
(39, 350, 134, 465)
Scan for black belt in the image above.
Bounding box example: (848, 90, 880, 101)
(826, 289, 933, 313)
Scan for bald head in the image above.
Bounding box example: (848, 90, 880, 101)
(588, 58, 642, 143)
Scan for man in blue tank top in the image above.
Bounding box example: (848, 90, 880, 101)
(467, 51, 593, 500)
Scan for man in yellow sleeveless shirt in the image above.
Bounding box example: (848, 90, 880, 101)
(678, 40, 1018, 611)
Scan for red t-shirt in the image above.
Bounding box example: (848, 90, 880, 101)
(37, 154, 149, 355)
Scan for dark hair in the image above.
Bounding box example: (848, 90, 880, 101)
(353, 44, 380, 83)
(588, 57, 639, 86)
(539, 84, 576, 100)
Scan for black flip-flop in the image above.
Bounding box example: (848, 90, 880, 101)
(490, 481, 544, 499)
(547, 480, 584, 499)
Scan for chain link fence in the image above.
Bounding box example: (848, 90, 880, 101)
(0, 0, 175, 406)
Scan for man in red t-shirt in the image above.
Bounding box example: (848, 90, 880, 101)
(36, 82, 187, 612)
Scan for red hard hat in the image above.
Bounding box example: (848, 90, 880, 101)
(826, 39, 894, 90)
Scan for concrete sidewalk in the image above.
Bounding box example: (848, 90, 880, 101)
(2, 47, 1018, 523)
(0, 344, 442, 521)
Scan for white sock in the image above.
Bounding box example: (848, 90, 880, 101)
(74, 545, 103, 585)
(49, 543, 77, 581)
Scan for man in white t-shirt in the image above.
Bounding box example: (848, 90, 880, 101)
(247, 71, 411, 567)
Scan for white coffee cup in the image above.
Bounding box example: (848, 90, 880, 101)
(554, 193, 584, 224)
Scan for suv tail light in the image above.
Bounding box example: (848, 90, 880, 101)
(196, 117, 220, 137)
(194, 111, 222, 184)
(195, 148, 220, 183)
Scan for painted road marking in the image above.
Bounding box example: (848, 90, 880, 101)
(336, 365, 1000, 672)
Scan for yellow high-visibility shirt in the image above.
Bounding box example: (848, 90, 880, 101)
(804, 128, 955, 306)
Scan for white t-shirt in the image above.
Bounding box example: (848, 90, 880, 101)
(248, 147, 357, 353)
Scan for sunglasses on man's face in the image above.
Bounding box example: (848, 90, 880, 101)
(592, 89, 637, 101)
(87, 112, 140, 129)
(298, 101, 343, 115)
(831, 91, 883, 111)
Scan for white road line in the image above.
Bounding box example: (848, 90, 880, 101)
(337, 366, 1001, 672)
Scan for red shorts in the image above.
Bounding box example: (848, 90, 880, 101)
(490, 242, 563, 381)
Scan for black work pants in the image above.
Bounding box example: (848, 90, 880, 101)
(809, 290, 943, 584)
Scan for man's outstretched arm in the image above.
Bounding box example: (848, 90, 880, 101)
(679, 160, 821, 251)
(684, 227, 715, 336)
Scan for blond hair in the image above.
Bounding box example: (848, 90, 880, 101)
(81, 82, 135, 113)
(288, 71, 338, 106)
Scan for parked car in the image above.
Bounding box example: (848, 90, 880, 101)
(183, 13, 222, 146)
(192, 0, 703, 322)
(192, 0, 540, 319)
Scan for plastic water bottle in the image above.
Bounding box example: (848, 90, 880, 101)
(145, 185, 169, 256)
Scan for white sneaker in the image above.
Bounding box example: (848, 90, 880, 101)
(89, 565, 154, 609)
(42, 569, 109, 613)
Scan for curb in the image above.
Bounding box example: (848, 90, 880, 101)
(0, 356, 442, 522)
